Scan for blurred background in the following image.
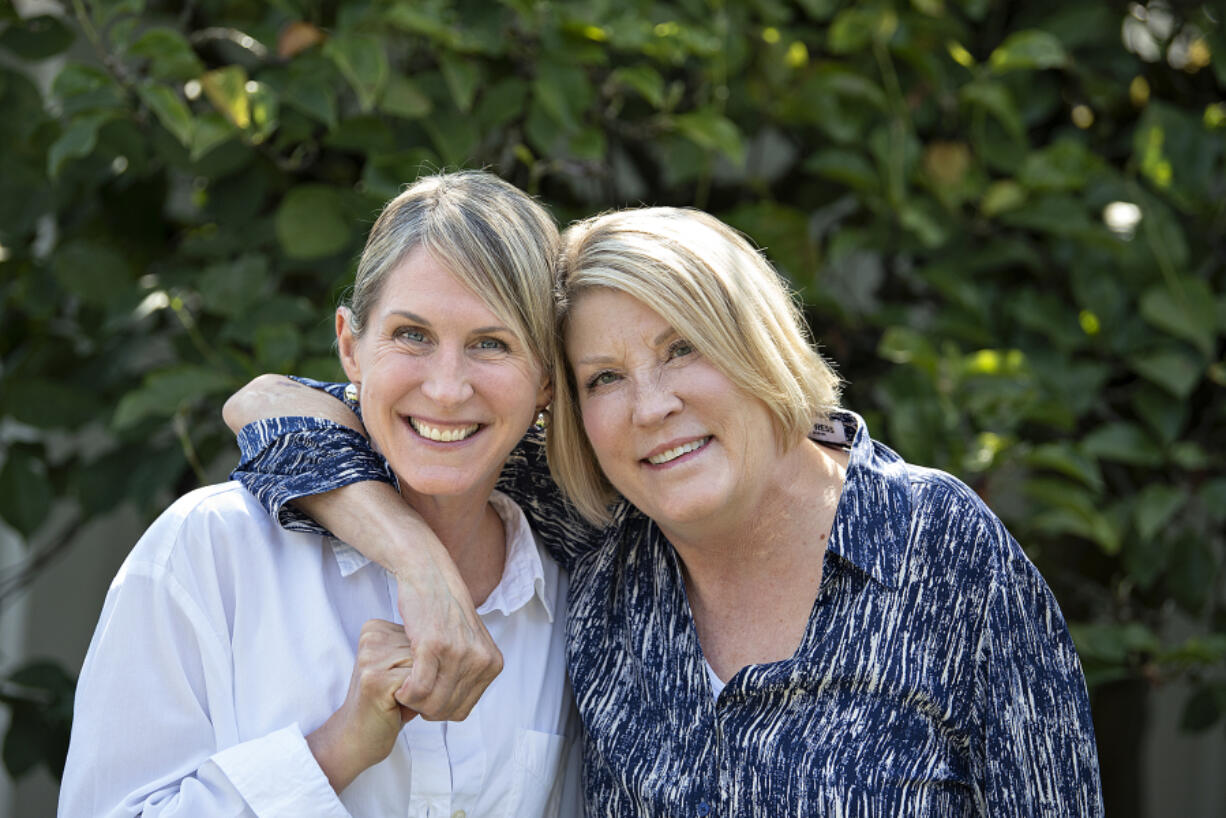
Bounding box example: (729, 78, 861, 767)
(1, 0, 1223, 814)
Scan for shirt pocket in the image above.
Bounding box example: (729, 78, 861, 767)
(503, 728, 568, 818)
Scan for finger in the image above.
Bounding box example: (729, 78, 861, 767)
(397, 647, 441, 715)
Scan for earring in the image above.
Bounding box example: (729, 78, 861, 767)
(343, 383, 359, 404)
(534, 405, 550, 429)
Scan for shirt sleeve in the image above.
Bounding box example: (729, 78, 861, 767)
(971, 523, 1104, 817)
(232, 416, 398, 536)
(58, 547, 350, 817)
(229, 378, 396, 536)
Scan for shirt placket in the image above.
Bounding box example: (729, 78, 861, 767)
(404, 719, 454, 818)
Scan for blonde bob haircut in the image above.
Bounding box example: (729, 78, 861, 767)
(345, 170, 558, 376)
(547, 207, 842, 526)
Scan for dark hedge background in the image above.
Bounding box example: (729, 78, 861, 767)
(1, 1, 1223, 814)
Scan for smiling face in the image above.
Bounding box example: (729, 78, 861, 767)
(565, 287, 781, 535)
(338, 245, 550, 507)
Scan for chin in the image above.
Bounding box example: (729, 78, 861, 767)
(647, 494, 723, 529)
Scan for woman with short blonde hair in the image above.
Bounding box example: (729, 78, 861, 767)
(548, 207, 841, 524)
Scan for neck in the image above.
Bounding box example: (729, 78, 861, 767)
(401, 488, 506, 606)
(665, 439, 847, 598)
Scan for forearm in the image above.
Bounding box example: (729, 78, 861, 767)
(224, 373, 363, 434)
(298, 480, 459, 582)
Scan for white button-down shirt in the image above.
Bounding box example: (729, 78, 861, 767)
(59, 483, 579, 817)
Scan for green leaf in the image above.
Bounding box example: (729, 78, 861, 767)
(201, 65, 250, 129)
(898, 201, 949, 249)
(254, 323, 301, 369)
(1017, 139, 1099, 192)
(0, 449, 53, 537)
(804, 149, 879, 192)
(980, 180, 1026, 216)
(1028, 482, 1123, 554)
(272, 56, 338, 128)
(138, 82, 194, 147)
(1080, 422, 1164, 467)
(672, 109, 746, 166)
(999, 194, 1095, 238)
(93, 0, 144, 28)
(1133, 484, 1185, 542)
(424, 110, 480, 166)
(960, 80, 1024, 140)
(275, 185, 351, 260)
(52, 63, 125, 116)
(1199, 479, 1226, 525)
(438, 52, 482, 113)
(47, 111, 116, 177)
(198, 254, 269, 316)
(828, 7, 895, 54)
(325, 34, 388, 111)
(0, 14, 74, 60)
(380, 74, 433, 119)
(126, 27, 204, 81)
(878, 326, 939, 371)
(988, 30, 1068, 73)
(1139, 279, 1218, 358)
(190, 111, 237, 161)
(362, 149, 443, 199)
(475, 77, 527, 130)
(611, 65, 665, 108)
(721, 202, 812, 282)
(1129, 347, 1203, 398)
(51, 239, 134, 307)
(1024, 443, 1103, 491)
(533, 60, 592, 131)
(112, 366, 235, 430)
(1069, 622, 1160, 664)
(1166, 535, 1217, 614)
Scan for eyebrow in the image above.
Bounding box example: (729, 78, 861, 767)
(387, 310, 512, 336)
(574, 327, 679, 367)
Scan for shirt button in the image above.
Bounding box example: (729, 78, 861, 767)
(452, 812, 466, 818)
(697, 801, 712, 816)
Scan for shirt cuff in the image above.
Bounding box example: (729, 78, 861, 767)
(231, 417, 397, 535)
(211, 723, 351, 817)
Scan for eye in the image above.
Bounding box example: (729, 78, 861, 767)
(585, 370, 621, 390)
(474, 337, 509, 352)
(667, 339, 694, 360)
(393, 327, 429, 343)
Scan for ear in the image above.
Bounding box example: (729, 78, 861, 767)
(536, 374, 553, 413)
(335, 307, 363, 385)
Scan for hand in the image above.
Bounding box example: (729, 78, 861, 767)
(307, 619, 418, 793)
(292, 481, 505, 722)
(390, 564, 504, 722)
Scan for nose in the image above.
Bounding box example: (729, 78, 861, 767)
(421, 347, 474, 407)
(630, 375, 682, 427)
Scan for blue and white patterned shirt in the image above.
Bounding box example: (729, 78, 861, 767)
(232, 381, 1103, 817)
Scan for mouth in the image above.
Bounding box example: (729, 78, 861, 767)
(645, 437, 711, 466)
(408, 417, 482, 443)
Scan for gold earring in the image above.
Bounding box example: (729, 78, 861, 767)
(534, 406, 550, 429)
(344, 383, 359, 403)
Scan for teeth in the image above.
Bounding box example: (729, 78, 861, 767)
(410, 419, 480, 442)
(648, 438, 708, 465)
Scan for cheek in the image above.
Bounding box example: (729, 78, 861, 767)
(579, 397, 620, 462)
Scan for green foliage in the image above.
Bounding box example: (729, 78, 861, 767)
(1, 0, 1223, 785)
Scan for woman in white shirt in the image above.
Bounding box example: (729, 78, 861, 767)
(58, 171, 578, 818)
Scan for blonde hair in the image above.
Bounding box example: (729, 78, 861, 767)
(347, 170, 558, 375)
(547, 207, 842, 525)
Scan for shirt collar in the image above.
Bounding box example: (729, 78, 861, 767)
(329, 490, 557, 621)
(812, 410, 910, 590)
